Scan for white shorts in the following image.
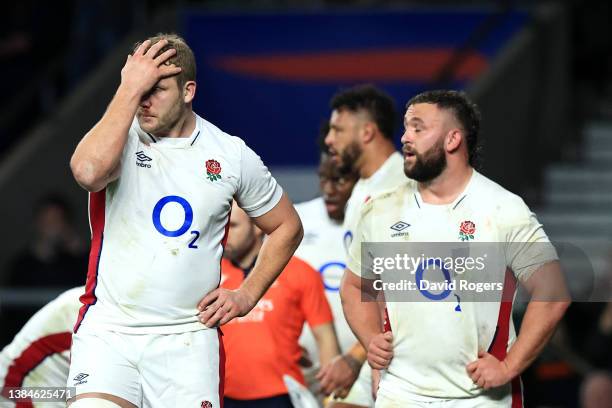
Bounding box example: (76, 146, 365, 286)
(333, 362, 374, 407)
(68, 327, 224, 407)
(375, 380, 522, 408)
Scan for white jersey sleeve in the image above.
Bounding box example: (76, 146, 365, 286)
(501, 198, 558, 282)
(235, 140, 283, 217)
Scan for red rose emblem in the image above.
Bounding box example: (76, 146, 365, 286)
(460, 221, 476, 235)
(201, 401, 213, 408)
(206, 159, 221, 175)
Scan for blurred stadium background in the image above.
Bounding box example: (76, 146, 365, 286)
(0, 1, 610, 407)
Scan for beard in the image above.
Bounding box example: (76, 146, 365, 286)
(337, 140, 362, 175)
(138, 102, 183, 135)
(403, 140, 447, 182)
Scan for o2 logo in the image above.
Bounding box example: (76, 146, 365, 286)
(318, 261, 346, 292)
(415, 258, 452, 300)
(152, 195, 200, 248)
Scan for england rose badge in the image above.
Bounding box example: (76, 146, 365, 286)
(205, 159, 222, 182)
(458, 220, 476, 241)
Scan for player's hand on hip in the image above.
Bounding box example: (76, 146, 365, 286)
(367, 331, 393, 369)
(316, 354, 361, 396)
(197, 288, 252, 328)
(466, 351, 513, 389)
(120, 39, 182, 96)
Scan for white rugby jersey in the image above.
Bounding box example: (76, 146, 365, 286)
(347, 170, 557, 401)
(0, 287, 82, 405)
(75, 114, 282, 334)
(294, 197, 354, 363)
(343, 152, 405, 249)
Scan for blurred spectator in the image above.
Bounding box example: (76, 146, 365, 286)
(581, 371, 612, 408)
(580, 302, 612, 408)
(221, 201, 340, 408)
(6, 194, 86, 288)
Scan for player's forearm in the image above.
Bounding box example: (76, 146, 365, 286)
(346, 341, 367, 364)
(340, 273, 383, 349)
(70, 85, 141, 192)
(240, 215, 303, 306)
(312, 322, 341, 367)
(504, 300, 569, 378)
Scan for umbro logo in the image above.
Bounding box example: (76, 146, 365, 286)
(390, 221, 410, 231)
(390, 221, 410, 238)
(73, 373, 89, 385)
(136, 151, 152, 168)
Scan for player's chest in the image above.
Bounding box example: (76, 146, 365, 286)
(372, 207, 500, 243)
(121, 146, 237, 204)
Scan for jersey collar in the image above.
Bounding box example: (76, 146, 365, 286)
(413, 169, 478, 210)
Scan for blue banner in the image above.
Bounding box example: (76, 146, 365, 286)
(182, 9, 527, 165)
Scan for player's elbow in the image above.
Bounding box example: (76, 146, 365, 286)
(286, 211, 304, 250)
(339, 272, 356, 309)
(70, 156, 105, 192)
(551, 299, 571, 321)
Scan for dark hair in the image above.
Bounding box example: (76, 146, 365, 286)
(330, 84, 396, 140)
(406, 90, 481, 168)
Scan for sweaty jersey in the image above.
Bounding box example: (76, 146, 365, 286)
(294, 197, 354, 365)
(347, 170, 557, 401)
(75, 114, 282, 334)
(1, 287, 83, 406)
(221, 257, 333, 400)
(343, 152, 405, 248)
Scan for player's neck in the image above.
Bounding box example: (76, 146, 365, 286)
(157, 110, 196, 138)
(359, 141, 396, 179)
(418, 163, 473, 205)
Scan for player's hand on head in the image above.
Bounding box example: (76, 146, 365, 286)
(120, 39, 182, 96)
(367, 331, 393, 370)
(196, 288, 252, 328)
(316, 354, 361, 395)
(466, 351, 513, 389)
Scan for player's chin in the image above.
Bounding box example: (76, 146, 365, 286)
(137, 117, 159, 132)
(325, 204, 342, 220)
(328, 153, 341, 165)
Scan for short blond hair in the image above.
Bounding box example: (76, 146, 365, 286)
(132, 33, 196, 90)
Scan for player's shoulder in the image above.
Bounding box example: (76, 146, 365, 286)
(196, 115, 245, 155)
(471, 171, 532, 219)
(360, 179, 415, 218)
(295, 197, 325, 218)
(54, 286, 85, 305)
(371, 151, 407, 191)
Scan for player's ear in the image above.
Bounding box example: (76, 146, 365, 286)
(183, 81, 196, 104)
(362, 122, 376, 144)
(446, 128, 462, 153)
